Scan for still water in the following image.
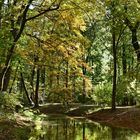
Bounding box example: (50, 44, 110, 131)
(28, 115, 140, 140)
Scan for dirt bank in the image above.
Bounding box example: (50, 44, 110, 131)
(34, 104, 140, 132)
(87, 107, 140, 132)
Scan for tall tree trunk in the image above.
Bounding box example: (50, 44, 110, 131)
(125, 18, 140, 62)
(131, 28, 140, 62)
(72, 70, 76, 95)
(20, 73, 33, 106)
(122, 45, 127, 75)
(63, 61, 69, 104)
(130, 28, 140, 105)
(0, 66, 11, 92)
(82, 66, 86, 104)
(122, 45, 128, 106)
(9, 66, 18, 93)
(49, 65, 53, 89)
(124, 7, 140, 101)
(0, 44, 15, 91)
(57, 65, 60, 86)
(65, 61, 69, 88)
(19, 76, 23, 94)
(82, 122, 86, 140)
(41, 67, 46, 103)
(82, 53, 89, 104)
(41, 67, 45, 87)
(30, 65, 35, 89)
(112, 32, 117, 110)
(91, 58, 94, 93)
(111, 128, 116, 140)
(82, 78, 86, 104)
(30, 65, 35, 102)
(34, 67, 40, 107)
(0, 0, 4, 28)
(111, 5, 117, 110)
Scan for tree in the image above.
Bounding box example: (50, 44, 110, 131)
(0, 0, 62, 92)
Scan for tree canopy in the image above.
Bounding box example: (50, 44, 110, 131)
(0, 0, 140, 110)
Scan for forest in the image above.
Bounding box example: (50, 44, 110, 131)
(0, 0, 140, 140)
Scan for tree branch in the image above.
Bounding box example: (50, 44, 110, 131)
(26, 1, 63, 21)
(125, 17, 133, 31)
(116, 25, 127, 47)
(14, 0, 33, 42)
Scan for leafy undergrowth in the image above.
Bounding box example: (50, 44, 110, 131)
(87, 106, 140, 132)
(0, 109, 45, 140)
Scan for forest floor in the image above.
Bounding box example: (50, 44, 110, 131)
(87, 106, 140, 132)
(0, 114, 31, 140)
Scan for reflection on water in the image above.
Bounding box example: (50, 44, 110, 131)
(28, 115, 140, 140)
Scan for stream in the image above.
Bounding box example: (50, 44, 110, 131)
(26, 115, 140, 140)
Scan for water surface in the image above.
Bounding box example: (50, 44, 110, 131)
(28, 115, 140, 140)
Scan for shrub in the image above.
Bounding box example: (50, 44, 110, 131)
(0, 92, 22, 112)
(93, 83, 112, 106)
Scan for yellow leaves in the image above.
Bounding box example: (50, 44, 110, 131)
(58, 45, 65, 53)
(60, 11, 86, 31)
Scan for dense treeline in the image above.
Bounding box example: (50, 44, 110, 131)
(0, 0, 140, 111)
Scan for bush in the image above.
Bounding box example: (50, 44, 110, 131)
(93, 83, 112, 106)
(47, 87, 74, 104)
(0, 92, 22, 112)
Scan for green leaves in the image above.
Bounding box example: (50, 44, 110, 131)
(0, 93, 22, 112)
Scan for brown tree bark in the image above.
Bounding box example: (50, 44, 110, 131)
(20, 73, 33, 106)
(57, 65, 60, 86)
(34, 67, 40, 107)
(122, 46, 127, 75)
(9, 66, 18, 93)
(111, 29, 117, 111)
(82, 66, 86, 104)
(0, 67, 11, 91)
(125, 18, 140, 62)
(65, 61, 69, 88)
(0, 0, 4, 28)
(72, 70, 76, 95)
(111, 3, 117, 110)
(121, 45, 128, 106)
(41, 67, 46, 103)
(30, 65, 35, 89)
